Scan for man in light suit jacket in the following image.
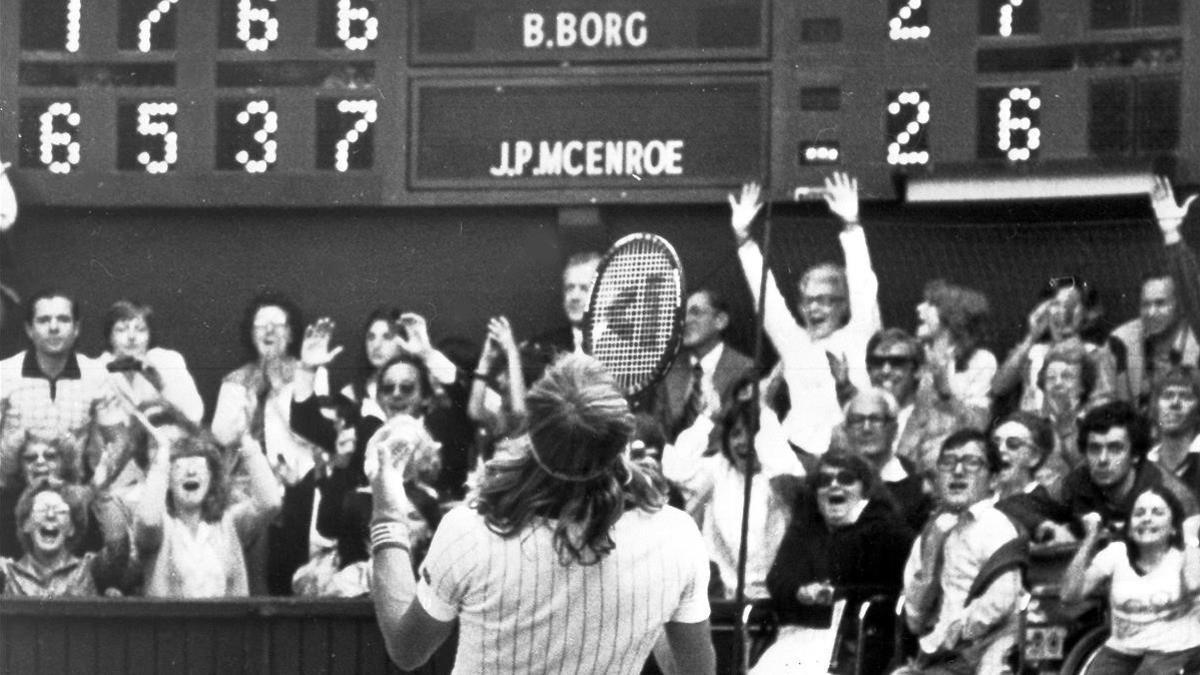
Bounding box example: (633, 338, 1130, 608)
(654, 288, 755, 441)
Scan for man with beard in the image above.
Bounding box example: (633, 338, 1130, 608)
(0, 290, 126, 489)
(1059, 401, 1198, 531)
(1148, 366, 1200, 500)
(1109, 176, 1199, 410)
(899, 430, 1021, 674)
(836, 387, 931, 531)
(652, 288, 754, 441)
(728, 173, 882, 455)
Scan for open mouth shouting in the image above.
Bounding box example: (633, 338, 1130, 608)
(34, 524, 65, 550)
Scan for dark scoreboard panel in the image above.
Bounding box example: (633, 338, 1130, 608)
(1, 0, 1196, 205)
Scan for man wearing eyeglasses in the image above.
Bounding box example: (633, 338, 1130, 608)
(652, 288, 754, 442)
(860, 327, 977, 476)
(899, 429, 1021, 675)
(837, 387, 931, 531)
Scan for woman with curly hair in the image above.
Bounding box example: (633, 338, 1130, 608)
(135, 424, 280, 598)
(904, 280, 997, 472)
(369, 354, 716, 673)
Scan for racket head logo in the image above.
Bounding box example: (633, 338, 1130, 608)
(582, 233, 684, 398)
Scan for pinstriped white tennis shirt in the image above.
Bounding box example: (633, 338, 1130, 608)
(416, 504, 710, 674)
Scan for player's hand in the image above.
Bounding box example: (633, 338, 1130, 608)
(823, 171, 860, 224)
(728, 182, 764, 245)
(368, 420, 416, 525)
(300, 318, 343, 369)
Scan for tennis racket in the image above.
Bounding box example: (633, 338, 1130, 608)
(583, 233, 685, 399)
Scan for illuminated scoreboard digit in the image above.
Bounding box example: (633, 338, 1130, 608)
(780, 0, 1196, 197)
(0, 0, 1196, 206)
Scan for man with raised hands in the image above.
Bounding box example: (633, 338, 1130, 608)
(1109, 176, 1200, 410)
(728, 173, 882, 456)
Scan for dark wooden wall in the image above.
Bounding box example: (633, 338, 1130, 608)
(0, 197, 1182, 419)
(0, 597, 456, 675)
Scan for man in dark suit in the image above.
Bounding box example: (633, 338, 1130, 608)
(527, 251, 602, 356)
(653, 288, 755, 441)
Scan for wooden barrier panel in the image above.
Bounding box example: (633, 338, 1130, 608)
(0, 598, 456, 675)
(1, 597, 766, 674)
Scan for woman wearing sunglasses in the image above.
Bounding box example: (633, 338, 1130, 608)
(754, 451, 913, 674)
(990, 411, 1075, 542)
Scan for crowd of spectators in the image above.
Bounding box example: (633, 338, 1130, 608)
(1, 174, 1198, 674)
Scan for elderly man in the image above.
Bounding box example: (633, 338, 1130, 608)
(900, 430, 1022, 674)
(728, 173, 882, 455)
(652, 288, 754, 441)
(0, 290, 126, 488)
(837, 387, 931, 531)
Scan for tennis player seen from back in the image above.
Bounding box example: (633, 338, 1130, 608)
(370, 353, 717, 674)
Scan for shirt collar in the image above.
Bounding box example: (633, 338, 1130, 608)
(21, 349, 82, 380)
(965, 494, 1000, 520)
(879, 454, 909, 482)
(14, 553, 84, 579)
(692, 342, 725, 374)
(1147, 435, 1200, 462)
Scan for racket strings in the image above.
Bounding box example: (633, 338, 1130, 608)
(588, 238, 681, 391)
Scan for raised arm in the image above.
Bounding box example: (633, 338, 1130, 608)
(493, 317, 528, 429)
(826, 172, 882, 344)
(145, 349, 205, 424)
(902, 512, 958, 634)
(729, 182, 815, 355)
(290, 318, 344, 450)
(210, 380, 251, 448)
(232, 436, 283, 542)
(1152, 176, 1200, 338)
(467, 321, 504, 433)
(1059, 512, 1107, 604)
(133, 428, 171, 554)
(89, 492, 132, 593)
(370, 423, 455, 670)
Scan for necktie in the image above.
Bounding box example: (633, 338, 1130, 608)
(678, 361, 705, 434)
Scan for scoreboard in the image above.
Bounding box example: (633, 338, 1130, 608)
(1, 0, 1196, 206)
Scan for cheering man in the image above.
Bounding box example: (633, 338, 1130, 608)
(370, 354, 716, 673)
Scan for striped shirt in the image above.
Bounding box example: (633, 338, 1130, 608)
(416, 504, 710, 674)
